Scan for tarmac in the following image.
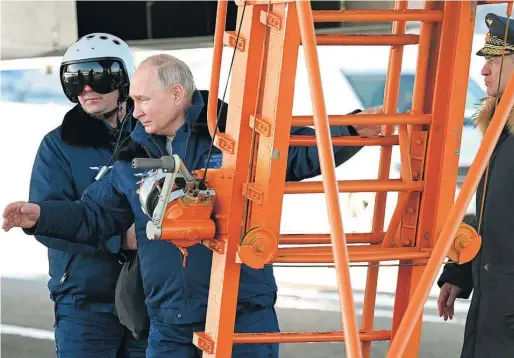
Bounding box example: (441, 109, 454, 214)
(1, 277, 468, 358)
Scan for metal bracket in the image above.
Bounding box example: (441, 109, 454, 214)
(249, 115, 271, 137)
(193, 332, 215, 354)
(260, 11, 282, 30)
(215, 134, 235, 154)
(223, 31, 246, 52)
(242, 183, 264, 204)
(203, 238, 226, 254)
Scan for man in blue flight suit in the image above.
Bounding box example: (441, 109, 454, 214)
(3, 53, 382, 357)
(26, 33, 147, 357)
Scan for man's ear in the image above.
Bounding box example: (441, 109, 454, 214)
(171, 84, 185, 103)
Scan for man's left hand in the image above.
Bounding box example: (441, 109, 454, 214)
(353, 105, 383, 137)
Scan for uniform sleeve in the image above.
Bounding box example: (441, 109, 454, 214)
(437, 214, 475, 299)
(437, 262, 473, 299)
(436, 214, 477, 299)
(286, 122, 362, 182)
(27, 169, 134, 246)
(28, 137, 126, 252)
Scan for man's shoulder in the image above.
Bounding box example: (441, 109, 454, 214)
(38, 125, 65, 151)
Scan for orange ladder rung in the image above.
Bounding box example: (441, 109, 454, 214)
(273, 246, 431, 264)
(279, 233, 384, 245)
(312, 9, 443, 23)
(314, 34, 419, 46)
(291, 113, 431, 127)
(290, 135, 399, 147)
(284, 179, 424, 194)
(232, 330, 392, 343)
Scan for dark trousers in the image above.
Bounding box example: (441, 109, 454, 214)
(54, 303, 147, 358)
(146, 306, 280, 358)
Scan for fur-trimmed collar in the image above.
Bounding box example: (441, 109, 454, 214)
(61, 105, 115, 148)
(473, 96, 514, 136)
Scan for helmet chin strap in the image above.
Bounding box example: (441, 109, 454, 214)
(86, 105, 120, 121)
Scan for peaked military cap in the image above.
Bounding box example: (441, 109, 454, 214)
(477, 13, 514, 56)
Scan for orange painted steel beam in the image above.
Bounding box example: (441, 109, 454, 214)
(391, 2, 476, 355)
(279, 233, 384, 245)
(296, 0, 361, 356)
(289, 135, 398, 147)
(232, 330, 392, 343)
(284, 180, 424, 194)
(315, 34, 419, 46)
(387, 55, 514, 358)
(312, 10, 443, 23)
(244, 1, 302, 239)
(381, 125, 413, 248)
(291, 113, 431, 126)
(195, 2, 270, 357)
(273, 247, 431, 264)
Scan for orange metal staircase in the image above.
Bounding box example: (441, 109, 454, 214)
(171, 1, 514, 357)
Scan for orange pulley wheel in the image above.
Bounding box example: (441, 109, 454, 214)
(447, 222, 482, 264)
(237, 227, 278, 269)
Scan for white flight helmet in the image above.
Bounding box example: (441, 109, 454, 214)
(60, 33, 136, 103)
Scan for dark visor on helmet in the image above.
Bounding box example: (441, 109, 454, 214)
(61, 59, 126, 98)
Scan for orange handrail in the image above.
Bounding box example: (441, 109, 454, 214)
(284, 180, 424, 194)
(314, 34, 419, 46)
(289, 135, 398, 146)
(312, 9, 443, 22)
(387, 71, 514, 358)
(232, 330, 392, 343)
(296, 0, 361, 356)
(291, 113, 431, 126)
(207, 0, 227, 139)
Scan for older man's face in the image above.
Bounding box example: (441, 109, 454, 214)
(130, 63, 183, 136)
(481, 55, 514, 97)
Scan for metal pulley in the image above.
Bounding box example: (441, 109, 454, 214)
(237, 227, 278, 269)
(133, 155, 217, 260)
(446, 222, 482, 264)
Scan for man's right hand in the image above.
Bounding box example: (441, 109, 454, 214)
(122, 224, 137, 251)
(437, 282, 463, 321)
(2, 201, 40, 232)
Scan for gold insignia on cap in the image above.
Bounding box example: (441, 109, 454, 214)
(487, 18, 493, 25)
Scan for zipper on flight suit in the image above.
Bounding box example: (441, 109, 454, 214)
(60, 254, 76, 283)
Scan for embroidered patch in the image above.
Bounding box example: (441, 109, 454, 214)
(202, 153, 223, 168)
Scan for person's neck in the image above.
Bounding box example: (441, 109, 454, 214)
(163, 112, 186, 137)
(105, 102, 127, 128)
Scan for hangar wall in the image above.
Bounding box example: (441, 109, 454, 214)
(1, 1, 423, 60)
(1, 1, 78, 60)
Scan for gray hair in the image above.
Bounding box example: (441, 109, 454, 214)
(140, 54, 196, 100)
